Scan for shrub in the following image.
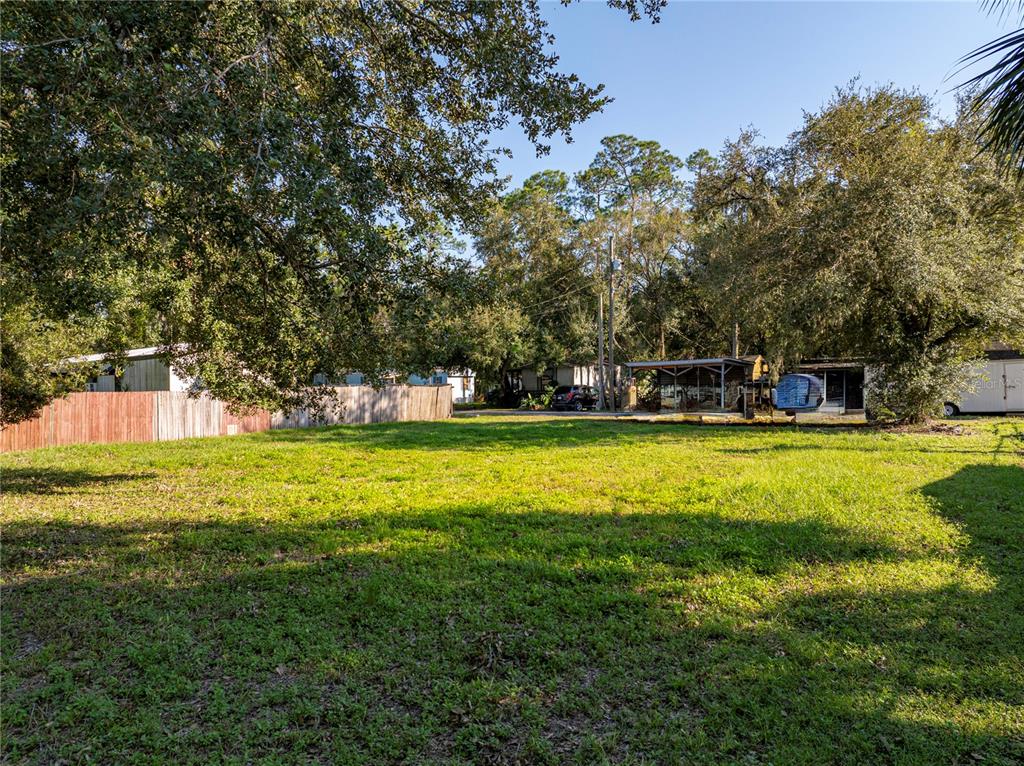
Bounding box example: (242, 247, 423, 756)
(519, 386, 555, 410)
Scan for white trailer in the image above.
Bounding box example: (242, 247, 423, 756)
(946, 358, 1024, 416)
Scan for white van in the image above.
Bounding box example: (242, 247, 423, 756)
(945, 357, 1024, 416)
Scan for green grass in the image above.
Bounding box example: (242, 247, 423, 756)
(3, 417, 1023, 765)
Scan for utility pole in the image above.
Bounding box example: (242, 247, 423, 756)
(597, 292, 606, 411)
(593, 190, 608, 413)
(608, 235, 616, 413)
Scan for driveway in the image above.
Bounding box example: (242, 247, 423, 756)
(454, 408, 639, 418)
(454, 409, 869, 425)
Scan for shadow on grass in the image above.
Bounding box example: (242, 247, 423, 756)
(0, 507, 902, 579)
(696, 464, 1024, 764)
(260, 417, 1023, 460)
(0, 467, 156, 496)
(720, 443, 1014, 458)
(4, 466, 1023, 764)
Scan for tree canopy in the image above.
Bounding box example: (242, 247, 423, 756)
(464, 87, 1023, 421)
(1, 0, 662, 423)
(688, 86, 1024, 420)
(4, 3, 1020, 425)
(463, 137, 714, 400)
(576, 135, 694, 360)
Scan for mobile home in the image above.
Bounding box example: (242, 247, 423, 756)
(76, 347, 200, 392)
(407, 369, 476, 404)
(516, 363, 612, 392)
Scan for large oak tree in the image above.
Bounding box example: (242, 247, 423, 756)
(1, 0, 662, 423)
(689, 86, 1024, 421)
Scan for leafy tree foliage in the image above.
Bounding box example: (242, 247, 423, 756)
(577, 135, 696, 360)
(689, 85, 1024, 422)
(1, 303, 97, 425)
(470, 171, 594, 398)
(462, 135, 700, 396)
(1, 0, 661, 423)
(464, 136, 719, 402)
(428, 95, 1021, 420)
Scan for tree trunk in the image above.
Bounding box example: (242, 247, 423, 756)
(499, 364, 521, 408)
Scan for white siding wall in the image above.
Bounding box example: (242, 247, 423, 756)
(168, 364, 197, 392)
(573, 366, 598, 386)
(1007, 362, 1024, 411)
(957, 359, 1024, 413)
(121, 358, 172, 391)
(450, 374, 475, 403)
(519, 365, 615, 390)
(89, 357, 197, 392)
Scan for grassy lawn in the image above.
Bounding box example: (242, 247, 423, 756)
(3, 417, 1023, 765)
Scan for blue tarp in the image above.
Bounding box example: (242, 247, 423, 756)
(775, 374, 824, 410)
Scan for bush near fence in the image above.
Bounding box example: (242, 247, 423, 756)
(0, 386, 452, 452)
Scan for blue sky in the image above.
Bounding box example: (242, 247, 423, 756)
(491, 1, 1012, 186)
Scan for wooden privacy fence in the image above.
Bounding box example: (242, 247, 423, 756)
(1, 385, 452, 452)
(272, 385, 452, 428)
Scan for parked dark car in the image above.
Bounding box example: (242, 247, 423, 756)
(551, 385, 599, 411)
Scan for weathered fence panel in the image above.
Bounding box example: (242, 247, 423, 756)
(1, 392, 157, 451)
(1, 385, 450, 452)
(222, 406, 272, 436)
(154, 391, 212, 441)
(270, 385, 452, 429)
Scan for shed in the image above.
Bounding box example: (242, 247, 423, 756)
(795, 360, 866, 414)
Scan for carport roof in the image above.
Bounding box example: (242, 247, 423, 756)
(625, 357, 756, 369)
(796, 360, 867, 371)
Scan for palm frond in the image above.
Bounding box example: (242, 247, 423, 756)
(960, 25, 1024, 176)
(980, 0, 1024, 24)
